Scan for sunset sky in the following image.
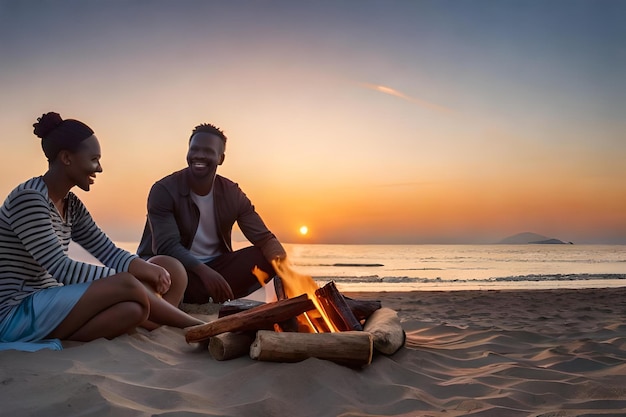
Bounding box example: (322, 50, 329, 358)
(1, 1, 625, 245)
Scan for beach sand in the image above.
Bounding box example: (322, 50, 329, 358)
(2, 287, 626, 416)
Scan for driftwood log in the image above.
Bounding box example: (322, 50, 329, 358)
(186, 294, 315, 343)
(250, 330, 373, 367)
(363, 307, 405, 355)
(208, 332, 256, 361)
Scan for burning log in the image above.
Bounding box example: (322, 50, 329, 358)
(209, 332, 256, 361)
(363, 307, 405, 355)
(186, 261, 403, 365)
(185, 294, 315, 343)
(218, 298, 300, 332)
(250, 330, 373, 368)
(315, 282, 363, 331)
(218, 290, 381, 325)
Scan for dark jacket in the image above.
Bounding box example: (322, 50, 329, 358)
(137, 169, 285, 269)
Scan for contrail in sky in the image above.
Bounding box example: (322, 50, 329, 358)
(361, 82, 454, 114)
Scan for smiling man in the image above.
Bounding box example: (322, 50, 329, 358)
(137, 123, 286, 304)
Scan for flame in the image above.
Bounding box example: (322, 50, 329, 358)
(272, 257, 340, 333)
(251, 265, 269, 286)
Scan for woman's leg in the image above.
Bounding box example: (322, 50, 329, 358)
(143, 290, 204, 329)
(140, 255, 203, 330)
(47, 273, 150, 342)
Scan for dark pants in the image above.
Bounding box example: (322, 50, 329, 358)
(183, 246, 275, 303)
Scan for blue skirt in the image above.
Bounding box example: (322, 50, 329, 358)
(0, 282, 91, 351)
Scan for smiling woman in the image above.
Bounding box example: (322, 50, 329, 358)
(0, 112, 204, 352)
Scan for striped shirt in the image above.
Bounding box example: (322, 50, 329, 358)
(0, 176, 137, 322)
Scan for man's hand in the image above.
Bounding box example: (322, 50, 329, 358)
(192, 264, 234, 303)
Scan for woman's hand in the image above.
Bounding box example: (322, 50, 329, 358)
(129, 258, 172, 295)
(151, 265, 172, 295)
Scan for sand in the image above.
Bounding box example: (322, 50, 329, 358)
(2, 287, 626, 416)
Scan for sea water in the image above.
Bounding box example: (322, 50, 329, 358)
(72, 242, 626, 292)
(281, 243, 626, 291)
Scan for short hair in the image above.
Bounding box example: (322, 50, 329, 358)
(189, 123, 227, 148)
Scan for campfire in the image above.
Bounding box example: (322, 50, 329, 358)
(185, 258, 405, 367)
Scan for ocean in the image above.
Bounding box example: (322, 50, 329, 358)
(280, 243, 626, 291)
(73, 242, 626, 292)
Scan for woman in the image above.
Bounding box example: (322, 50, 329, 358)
(0, 112, 203, 351)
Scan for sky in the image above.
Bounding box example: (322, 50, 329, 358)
(1, 0, 625, 245)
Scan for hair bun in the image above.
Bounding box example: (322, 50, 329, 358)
(33, 112, 63, 139)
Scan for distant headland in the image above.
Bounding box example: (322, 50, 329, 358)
(498, 232, 573, 245)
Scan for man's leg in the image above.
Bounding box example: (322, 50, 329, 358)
(183, 270, 211, 304)
(208, 246, 275, 299)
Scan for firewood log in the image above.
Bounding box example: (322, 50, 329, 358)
(249, 330, 373, 368)
(344, 297, 382, 321)
(218, 298, 299, 332)
(208, 332, 256, 361)
(185, 294, 315, 343)
(218, 299, 265, 318)
(315, 282, 363, 331)
(363, 307, 405, 355)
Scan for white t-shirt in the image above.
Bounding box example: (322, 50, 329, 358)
(190, 190, 222, 263)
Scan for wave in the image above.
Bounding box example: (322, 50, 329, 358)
(296, 263, 384, 267)
(312, 273, 626, 285)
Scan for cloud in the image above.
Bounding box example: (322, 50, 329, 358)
(361, 82, 454, 114)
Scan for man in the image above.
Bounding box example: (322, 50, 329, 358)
(138, 123, 286, 303)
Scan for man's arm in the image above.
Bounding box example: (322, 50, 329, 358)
(190, 263, 234, 302)
(146, 182, 202, 270)
(227, 182, 287, 262)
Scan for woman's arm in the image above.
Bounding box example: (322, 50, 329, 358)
(70, 194, 137, 273)
(7, 190, 117, 284)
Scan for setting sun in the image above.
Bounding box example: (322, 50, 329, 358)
(299, 225, 309, 236)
